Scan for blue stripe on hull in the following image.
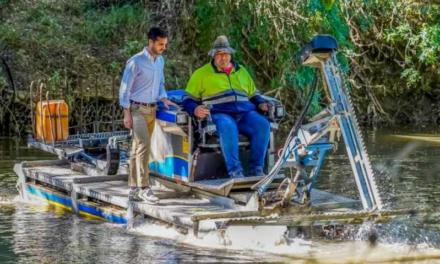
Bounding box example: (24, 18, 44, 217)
(26, 185, 127, 224)
(149, 156, 189, 180)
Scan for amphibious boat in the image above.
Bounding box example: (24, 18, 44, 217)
(14, 35, 413, 239)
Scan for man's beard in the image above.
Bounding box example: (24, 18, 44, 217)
(152, 47, 164, 55)
(219, 62, 229, 68)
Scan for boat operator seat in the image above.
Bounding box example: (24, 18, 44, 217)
(150, 89, 285, 183)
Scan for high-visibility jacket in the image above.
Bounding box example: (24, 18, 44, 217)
(182, 61, 266, 115)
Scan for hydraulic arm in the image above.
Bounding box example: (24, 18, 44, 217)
(253, 35, 383, 210)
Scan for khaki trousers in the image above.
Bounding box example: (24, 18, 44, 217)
(129, 104, 156, 188)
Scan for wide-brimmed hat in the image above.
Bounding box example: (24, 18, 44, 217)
(208, 35, 236, 57)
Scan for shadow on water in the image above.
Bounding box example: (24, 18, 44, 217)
(1, 128, 440, 263)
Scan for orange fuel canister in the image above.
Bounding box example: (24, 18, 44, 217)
(35, 100, 69, 142)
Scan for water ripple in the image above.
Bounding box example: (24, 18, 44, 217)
(1, 132, 440, 262)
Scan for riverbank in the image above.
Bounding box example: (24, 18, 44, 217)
(2, 1, 440, 137)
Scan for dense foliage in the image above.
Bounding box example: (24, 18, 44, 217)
(1, 0, 439, 135)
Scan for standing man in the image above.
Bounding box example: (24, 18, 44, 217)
(182, 35, 271, 179)
(119, 27, 175, 203)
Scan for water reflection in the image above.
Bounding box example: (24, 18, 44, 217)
(8, 204, 283, 263)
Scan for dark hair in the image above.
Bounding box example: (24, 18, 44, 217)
(148, 27, 168, 41)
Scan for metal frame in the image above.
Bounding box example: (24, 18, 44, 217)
(253, 51, 383, 210)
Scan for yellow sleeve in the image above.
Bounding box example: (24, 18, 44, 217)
(242, 66, 257, 97)
(185, 70, 204, 99)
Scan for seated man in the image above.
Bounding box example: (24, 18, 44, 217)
(182, 35, 271, 179)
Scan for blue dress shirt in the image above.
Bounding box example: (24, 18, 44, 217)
(119, 48, 167, 108)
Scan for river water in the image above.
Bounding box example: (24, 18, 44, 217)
(1, 128, 440, 263)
